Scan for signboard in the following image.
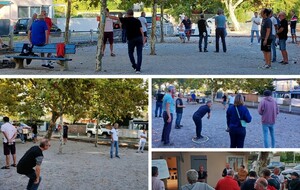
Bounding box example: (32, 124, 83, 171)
(152, 159, 169, 179)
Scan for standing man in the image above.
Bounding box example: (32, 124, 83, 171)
(182, 16, 192, 41)
(260, 8, 273, 69)
(238, 165, 248, 185)
(138, 12, 148, 47)
(197, 14, 209, 52)
(31, 122, 38, 143)
(161, 85, 175, 146)
(216, 169, 240, 190)
(103, 8, 117, 57)
(258, 90, 279, 148)
(110, 123, 120, 158)
(175, 93, 185, 129)
(197, 165, 208, 183)
(116, 9, 145, 74)
(254, 178, 268, 190)
(271, 167, 284, 190)
(288, 172, 300, 190)
(261, 168, 280, 190)
(270, 11, 278, 63)
(247, 12, 261, 45)
(228, 93, 235, 107)
(63, 122, 68, 145)
(192, 100, 212, 141)
(222, 93, 227, 110)
(152, 166, 165, 190)
(277, 12, 289, 65)
(222, 163, 232, 177)
(155, 90, 164, 117)
(290, 10, 298, 43)
(17, 139, 51, 190)
(215, 9, 227, 53)
(1, 117, 17, 169)
(241, 171, 257, 190)
(41, 10, 53, 66)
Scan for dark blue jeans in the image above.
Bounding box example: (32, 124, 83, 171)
(122, 29, 127, 43)
(229, 128, 246, 148)
(161, 111, 173, 144)
(175, 113, 183, 126)
(215, 28, 226, 52)
(193, 115, 202, 138)
(128, 36, 143, 71)
(199, 33, 208, 50)
(155, 102, 162, 117)
(26, 171, 41, 190)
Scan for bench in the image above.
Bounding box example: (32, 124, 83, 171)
(5, 43, 76, 71)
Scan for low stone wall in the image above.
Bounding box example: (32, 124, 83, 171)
(67, 124, 86, 135)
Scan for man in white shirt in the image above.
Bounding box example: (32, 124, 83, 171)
(102, 8, 117, 57)
(270, 11, 278, 62)
(248, 12, 261, 45)
(228, 93, 235, 107)
(110, 123, 120, 158)
(136, 129, 147, 153)
(1, 117, 17, 169)
(152, 166, 165, 190)
(138, 12, 148, 47)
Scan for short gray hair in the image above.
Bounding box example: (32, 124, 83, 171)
(227, 169, 234, 176)
(186, 169, 198, 184)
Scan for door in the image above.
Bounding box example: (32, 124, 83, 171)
(191, 155, 207, 172)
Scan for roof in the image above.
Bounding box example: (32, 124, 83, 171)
(0, 1, 12, 5)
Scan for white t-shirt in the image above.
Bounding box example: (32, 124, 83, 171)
(251, 17, 261, 31)
(228, 95, 235, 104)
(104, 17, 115, 32)
(138, 17, 147, 32)
(270, 16, 277, 36)
(152, 177, 165, 190)
(1, 122, 17, 143)
(139, 132, 147, 143)
(110, 128, 118, 141)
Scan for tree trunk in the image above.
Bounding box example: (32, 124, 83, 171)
(150, 0, 157, 55)
(160, 3, 165, 43)
(58, 114, 63, 154)
(45, 111, 60, 139)
(95, 0, 107, 71)
(228, 3, 240, 31)
(64, 0, 71, 44)
(95, 118, 100, 147)
(254, 152, 270, 175)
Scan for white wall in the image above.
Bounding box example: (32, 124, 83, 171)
(56, 18, 99, 32)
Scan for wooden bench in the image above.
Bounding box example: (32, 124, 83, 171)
(5, 43, 76, 71)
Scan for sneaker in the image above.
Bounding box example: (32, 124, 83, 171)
(164, 142, 174, 146)
(279, 60, 284, 63)
(110, 53, 116, 57)
(1, 166, 10, 169)
(2, 44, 8, 48)
(175, 125, 181, 129)
(199, 49, 202, 52)
(261, 64, 271, 69)
(136, 151, 139, 153)
(141, 151, 144, 153)
(135, 71, 141, 74)
(281, 62, 288, 65)
(225, 128, 230, 132)
(204, 49, 208, 52)
(116, 155, 120, 158)
(42, 64, 54, 69)
(249, 43, 253, 46)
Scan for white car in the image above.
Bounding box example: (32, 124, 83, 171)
(85, 122, 111, 138)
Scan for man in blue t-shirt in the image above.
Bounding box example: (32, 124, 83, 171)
(192, 100, 212, 140)
(161, 85, 175, 146)
(215, 9, 227, 53)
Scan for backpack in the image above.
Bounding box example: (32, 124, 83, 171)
(56, 43, 65, 58)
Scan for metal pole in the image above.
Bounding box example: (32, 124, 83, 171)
(289, 80, 292, 112)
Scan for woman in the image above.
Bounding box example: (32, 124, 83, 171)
(226, 94, 252, 148)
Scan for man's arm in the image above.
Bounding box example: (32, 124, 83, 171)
(264, 27, 271, 45)
(35, 165, 41, 184)
(45, 30, 49, 44)
(28, 30, 32, 44)
(166, 102, 171, 123)
(2, 131, 9, 142)
(140, 27, 145, 44)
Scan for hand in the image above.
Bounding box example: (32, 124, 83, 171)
(167, 116, 171, 123)
(207, 116, 210, 119)
(263, 40, 267, 46)
(34, 178, 39, 184)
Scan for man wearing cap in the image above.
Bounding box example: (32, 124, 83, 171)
(192, 100, 212, 141)
(216, 169, 240, 190)
(289, 172, 300, 190)
(258, 90, 279, 148)
(161, 85, 175, 146)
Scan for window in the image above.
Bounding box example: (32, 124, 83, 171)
(227, 156, 245, 172)
(18, 6, 29, 18)
(30, 7, 41, 17)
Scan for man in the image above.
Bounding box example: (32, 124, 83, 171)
(182, 169, 214, 190)
(254, 177, 268, 190)
(238, 165, 249, 184)
(161, 85, 175, 146)
(197, 165, 208, 183)
(260, 8, 273, 69)
(192, 100, 212, 141)
(155, 91, 164, 117)
(215, 9, 227, 53)
(31, 122, 38, 143)
(41, 10, 54, 66)
(152, 166, 165, 190)
(175, 93, 185, 129)
(241, 171, 257, 190)
(222, 163, 232, 177)
(290, 10, 298, 43)
(216, 169, 240, 190)
(116, 9, 145, 74)
(270, 11, 278, 63)
(228, 93, 235, 107)
(138, 12, 148, 47)
(288, 172, 300, 190)
(103, 8, 117, 57)
(197, 14, 209, 52)
(17, 139, 50, 190)
(277, 12, 289, 65)
(110, 123, 120, 158)
(1, 117, 17, 169)
(258, 90, 279, 148)
(247, 12, 261, 45)
(262, 168, 280, 190)
(271, 167, 284, 190)
(63, 122, 68, 145)
(182, 16, 192, 41)
(28, 14, 52, 68)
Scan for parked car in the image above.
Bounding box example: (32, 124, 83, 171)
(267, 161, 286, 171)
(282, 165, 300, 176)
(13, 18, 62, 34)
(85, 122, 111, 138)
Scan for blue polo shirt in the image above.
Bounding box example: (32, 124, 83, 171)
(215, 15, 227, 28)
(162, 93, 175, 114)
(30, 20, 48, 46)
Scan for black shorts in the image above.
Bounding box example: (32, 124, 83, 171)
(143, 32, 147, 37)
(3, 142, 16, 155)
(103, 32, 114, 44)
(261, 39, 272, 52)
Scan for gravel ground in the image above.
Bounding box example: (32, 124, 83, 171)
(0, 37, 299, 75)
(151, 99, 300, 148)
(0, 139, 148, 190)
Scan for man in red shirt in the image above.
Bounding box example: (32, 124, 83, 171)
(216, 169, 240, 190)
(41, 10, 53, 67)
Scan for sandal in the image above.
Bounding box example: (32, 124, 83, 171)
(110, 53, 116, 57)
(11, 164, 17, 167)
(1, 166, 10, 169)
